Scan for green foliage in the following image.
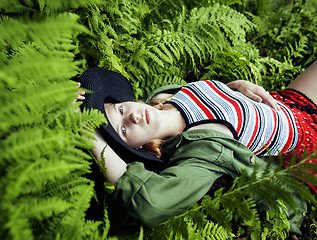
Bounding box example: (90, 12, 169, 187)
(76, 1, 259, 98)
(235, 0, 317, 90)
(305, 204, 317, 239)
(261, 201, 290, 239)
(1, 0, 316, 239)
(0, 1, 110, 239)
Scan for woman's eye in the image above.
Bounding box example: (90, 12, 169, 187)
(122, 126, 126, 136)
(119, 106, 123, 115)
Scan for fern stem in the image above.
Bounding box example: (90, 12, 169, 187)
(149, 0, 169, 12)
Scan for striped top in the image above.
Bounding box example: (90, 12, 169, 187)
(168, 80, 298, 156)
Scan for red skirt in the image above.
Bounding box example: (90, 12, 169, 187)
(270, 89, 317, 193)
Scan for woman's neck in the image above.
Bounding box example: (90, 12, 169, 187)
(156, 103, 186, 139)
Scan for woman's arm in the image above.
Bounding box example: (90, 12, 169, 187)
(227, 80, 280, 110)
(73, 84, 127, 185)
(287, 60, 317, 104)
(90, 130, 127, 186)
(114, 155, 224, 228)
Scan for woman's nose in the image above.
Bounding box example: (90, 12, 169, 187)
(129, 112, 139, 124)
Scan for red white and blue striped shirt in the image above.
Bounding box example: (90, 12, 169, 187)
(168, 80, 298, 156)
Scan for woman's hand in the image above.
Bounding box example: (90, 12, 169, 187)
(227, 80, 280, 110)
(73, 82, 85, 113)
(75, 82, 85, 101)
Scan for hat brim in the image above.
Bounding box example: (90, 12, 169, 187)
(79, 67, 165, 171)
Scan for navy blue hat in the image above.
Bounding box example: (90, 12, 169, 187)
(79, 67, 165, 171)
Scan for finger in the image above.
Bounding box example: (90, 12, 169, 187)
(254, 89, 280, 110)
(261, 92, 281, 111)
(246, 88, 281, 111)
(77, 95, 85, 100)
(248, 84, 279, 110)
(78, 91, 85, 96)
(245, 89, 263, 103)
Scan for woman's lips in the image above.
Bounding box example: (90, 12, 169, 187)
(145, 110, 150, 124)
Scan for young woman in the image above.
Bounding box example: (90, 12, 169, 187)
(78, 61, 317, 234)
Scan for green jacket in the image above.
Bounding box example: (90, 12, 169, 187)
(114, 129, 305, 234)
(113, 84, 306, 234)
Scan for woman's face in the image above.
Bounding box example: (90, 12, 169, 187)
(105, 102, 162, 148)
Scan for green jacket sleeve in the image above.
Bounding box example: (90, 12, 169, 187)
(113, 140, 227, 228)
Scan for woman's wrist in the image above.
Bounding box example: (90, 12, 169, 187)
(90, 130, 127, 186)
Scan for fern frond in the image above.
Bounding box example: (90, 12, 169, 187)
(153, 215, 235, 240)
(20, 197, 72, 221)
(3, 209, 33, 240)
(212, 4, 254, 44)
(91, 2, 257, 98)
(80, 220, 106, 240)
(0, 81, 78, 135)
(2, 127, 70, 161)
(44, 176, 92, 198)
(4, 159, 89, 200)
(59, 183, 95, 240)
(1, 15, 86, 84)
(0, 1, 111, 239)
(0, 0, 103, 14)
(186, 219, 235, 240)
(0, 17, 28, 55)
